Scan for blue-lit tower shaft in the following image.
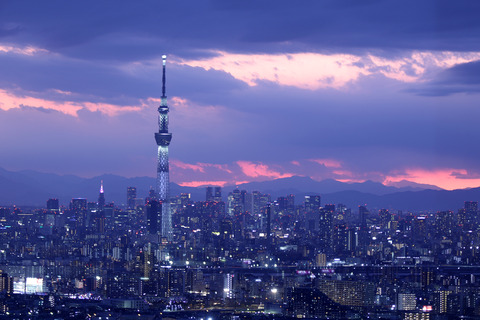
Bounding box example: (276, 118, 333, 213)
(155, 55, 172, 240)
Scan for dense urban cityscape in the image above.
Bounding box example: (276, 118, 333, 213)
(2, 182, 480, 319)
(3, 2, 480, 319)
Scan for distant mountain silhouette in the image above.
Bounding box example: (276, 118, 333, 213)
(384, 179, 441, 191)
(0, 168, 476, 212)
(0, 167, 202, 206)
(222, 176, 442, 198)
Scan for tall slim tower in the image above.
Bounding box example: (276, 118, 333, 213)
(155, 54, 172, 240)
(98, 180, 105, 210)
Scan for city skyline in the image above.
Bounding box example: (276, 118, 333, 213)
(2, 1, 480, 190)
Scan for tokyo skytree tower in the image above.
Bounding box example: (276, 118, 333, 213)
(154, 55, 172, 240)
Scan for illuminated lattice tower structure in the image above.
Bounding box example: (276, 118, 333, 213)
(155, 55, 173, 240)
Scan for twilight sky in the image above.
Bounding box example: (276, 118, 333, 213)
(2, 0, 480, 190)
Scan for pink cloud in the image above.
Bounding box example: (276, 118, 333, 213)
(309, 158, 342, 168)
(0, 44, 49, 56)
(237, 160, 293, 179)
(332, 170, 354, 177)
(171, 160, 233, 174)
(384, 168, 480, 190)
(211, 164, 233, 174)
(0, 88, 142, 116)
(51, 89, 72, 95)
(178, 180, 228, 187)
(177, 50, 480, 90)
(171, 160, 206, 172)
(171, 159, 480, 191)
(177, 51, 370, 90)
(169, 96, 189, 107)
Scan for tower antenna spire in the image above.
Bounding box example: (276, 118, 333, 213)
(162, 54, 167, 99)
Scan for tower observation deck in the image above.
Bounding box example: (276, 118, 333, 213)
(155, 55, 172, 240)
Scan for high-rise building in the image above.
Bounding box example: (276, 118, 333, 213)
(324, 204, 335, 212)
(462, 201, 478, 228)
(240, 190, 247, 210)
(318, 208, 333, 248)
(46, 198, 59, 211)
(70, 198, 87, 230)
(206, 187, 213, 202)
(93, 210, 106, 234)
(305, 195, 321, 213)
(358, 205, 370, 249)
(359, 205, 369, 227)
(154, 55, 173, 240)
(146, 199, 162, 234)
(305, 195, 321, 232)
(127, 187, 137, 209)
(71, 198, 87, 211)
(98, 180, 105, 210)
(146, 187, 156, 203)
(434, 290, 452, 314)
(228, 189, 244, 215)
(0, 271, 13, 293)
(397, 293, 417, 311)
(465, 201, 478, 213)
(286, 194, 295, 213)
(214, 187, 222, 202)
(180, 193, 191, 207)
(252, 191, 270, 217)
(317, 279, 376, 307)
(277, 196, 289, 212)
(265, 203, 272, 243)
